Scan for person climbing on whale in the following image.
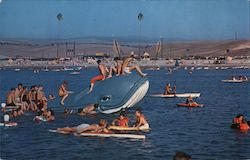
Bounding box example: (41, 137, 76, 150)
(58, 81, 70, 105)
(88, 60, 109, 93)
(78, 104, 98, 116)
(121, 52, 147, 77)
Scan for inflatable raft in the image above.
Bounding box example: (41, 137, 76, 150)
(108, 125, 150, 131)
(151, 93, 200, 98)
(176, 103, 204, 107)
(74, 132, 145, 139)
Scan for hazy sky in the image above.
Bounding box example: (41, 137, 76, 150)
(0, 0, 249, 40)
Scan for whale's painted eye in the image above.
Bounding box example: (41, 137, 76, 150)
(101, 96, 111, 102)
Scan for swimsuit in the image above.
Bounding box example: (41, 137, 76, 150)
(76, 123, 90, 132)
(90, 75, 105, 84)
(139, 123, 149, 130)
(124, 67, 131, 74)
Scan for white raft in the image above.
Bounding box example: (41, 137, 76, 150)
(221, 80, 244, 83)
(150, 93, 200, 98)
(74, 132, 145, 139)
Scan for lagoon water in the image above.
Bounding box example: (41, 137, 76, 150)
(0, 68, 250, 160)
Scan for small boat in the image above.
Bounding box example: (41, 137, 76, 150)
(75, 67, 82, 71)
(108, 126, 150, 131)
(0, 122, 18, 127)
(63, 68, 74, 71)
(215, 67, 219, 70)
(42, 69, 49, 72)
(74, 132, 145, 139)
(176, 103, 204, 107)
(52, 69, 60, 72)
(221, 79, 244, 83)
(150, 93, 200, 98)
(196, 67, 202, 70)
(204, 67, 209, 70)
(70, 71, 80, 75)
(14, 68, 20, 72)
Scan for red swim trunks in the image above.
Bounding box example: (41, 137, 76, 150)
(90, 75, 105, 84)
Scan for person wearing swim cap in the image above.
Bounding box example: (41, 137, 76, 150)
(2, 114, 17, 126)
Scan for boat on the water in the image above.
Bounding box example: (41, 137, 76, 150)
(70, 71, 80, 75)
(176, 103, 204, 107)
(150, 93, 200, 98)
(221, 79, 244, 83)
(14, 68, 20, 72)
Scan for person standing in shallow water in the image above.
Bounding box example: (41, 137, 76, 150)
(58, 81, 69, 105)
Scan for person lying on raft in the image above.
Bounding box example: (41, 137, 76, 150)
(108, 57, 123, 78)
(58, 81, 70, 105)
(121, 53, 147, 77)
(88, 60, 109, 93)
(111, 113, 129, 127)
(133, 109, 149, 130)
(57, 119, 109, 134)
(78, 104, 98, 116)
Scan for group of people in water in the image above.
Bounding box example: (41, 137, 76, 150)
(2, 83, 56, 124)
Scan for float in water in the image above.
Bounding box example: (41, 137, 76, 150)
(74, 73, 149, 114)
(150, 93, 200, 98)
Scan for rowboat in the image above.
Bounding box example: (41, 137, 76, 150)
(108, 126, 150, 131)
(176, 103, 204, 107)
(74, 132, 145, 139)
(221, 80, 244, 83)
(150, 93, 200, 98)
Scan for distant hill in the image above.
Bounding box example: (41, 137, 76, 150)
(0, 38, 249, 58)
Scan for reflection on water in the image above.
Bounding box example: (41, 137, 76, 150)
(0, 68, 250, 159)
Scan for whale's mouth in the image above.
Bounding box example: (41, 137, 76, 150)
(98, 80, 149, 114)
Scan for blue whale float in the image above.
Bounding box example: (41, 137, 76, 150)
(74, 73, 149, 114)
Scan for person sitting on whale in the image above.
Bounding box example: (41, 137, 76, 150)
(134, 109, 149, 130)
(57, 119, 109, 134)
(112, 113, 129, 127)
(108, 57, 123, 78)
(78, 104, 98, 116)
(121, 53, 147, 77)
(88, 60, 109, 93)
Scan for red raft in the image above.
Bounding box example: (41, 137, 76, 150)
(176, 103, 204, 108)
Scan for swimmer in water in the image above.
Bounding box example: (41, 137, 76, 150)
(78, 104, 98, 116)
(57, 119, 109, 134)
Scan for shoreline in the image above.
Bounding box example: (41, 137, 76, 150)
(0, 59, 249, 70)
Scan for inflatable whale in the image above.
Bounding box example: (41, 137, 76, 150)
(74, 73, 149, 114)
